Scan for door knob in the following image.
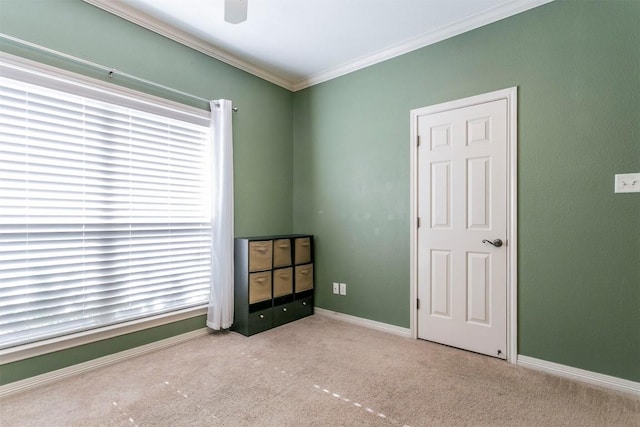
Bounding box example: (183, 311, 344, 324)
(482, 239, 503, 248)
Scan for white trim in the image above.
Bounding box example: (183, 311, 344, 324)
(409, 87, 518, 363)
(0, 307, 208, 364)
(409, 109, 419, 340)
(290, 0, 551, 91)
(507, 89, 519, 362)
(518, 355, 640, 397)
(0, 328, 210, 398)
(81, 0, 294, 91)
(82, 0, 553, 92)
(314, 308, 412, 338)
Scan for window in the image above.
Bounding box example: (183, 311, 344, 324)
(0, 57, 213, 350)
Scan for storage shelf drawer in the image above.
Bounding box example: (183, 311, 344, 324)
(295, 296, 313, 318)
(294, 237, 312, 264)
(273, 239, 292, 268)
(249, 271, 272, 304)
(273, 302, 296, 327)
(295, 264, 314, 293)
(248, 308, 273, 336)
(273, 267, 293, 298)
(249, 241, 272, 272)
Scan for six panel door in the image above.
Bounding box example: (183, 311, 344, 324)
(417, 99, 508, 359)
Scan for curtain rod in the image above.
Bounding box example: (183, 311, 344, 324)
(0, 32, 238, 112)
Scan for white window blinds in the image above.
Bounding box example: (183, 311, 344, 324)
(0, 60, 212, 349)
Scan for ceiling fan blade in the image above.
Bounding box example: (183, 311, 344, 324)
(225, 0, 248, 24)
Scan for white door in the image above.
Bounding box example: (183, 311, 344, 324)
(417, 98, 508, 359)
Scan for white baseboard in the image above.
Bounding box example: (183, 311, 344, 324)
(314, 307, 412, 338)
(0, 328, 210, 398)
(518, 355, 640, 397)
(314, 309, 639, 397)
(4, 319, 636, 400)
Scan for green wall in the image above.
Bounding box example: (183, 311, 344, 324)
(1, 0, 638, 386)
(0, 316, 206, 385)
(0, 0, 293, 385)
(293, 0, 639, 382)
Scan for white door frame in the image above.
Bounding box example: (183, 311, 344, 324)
(409, 87, 518, 363)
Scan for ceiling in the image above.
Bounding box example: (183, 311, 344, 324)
(84, 0, 552, 91)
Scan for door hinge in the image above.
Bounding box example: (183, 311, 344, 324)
(416, 298, 420, 310)
(417, 217, 421, 228)
(417, 135, 421, 147)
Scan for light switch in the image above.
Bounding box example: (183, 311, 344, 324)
(339, 283, 347, 296)
(615, 173, 640, 193)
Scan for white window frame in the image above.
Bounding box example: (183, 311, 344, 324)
(0, 52, 211, 363)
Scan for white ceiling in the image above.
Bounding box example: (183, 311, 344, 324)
(84, 0, 552, 91)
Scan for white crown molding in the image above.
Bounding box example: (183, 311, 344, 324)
(83, 0, 553, 92)
(518, 355, 640, 397)
(0, 328, 210, 398)
(82, 0, 294, 91)
(292, 0, 554, 91)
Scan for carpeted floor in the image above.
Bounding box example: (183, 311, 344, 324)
(1, 315, 638, 426)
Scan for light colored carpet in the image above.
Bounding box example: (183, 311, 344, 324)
(1, 315, 638, 426)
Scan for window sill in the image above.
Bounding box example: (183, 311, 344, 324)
(0, 306, 208, 364)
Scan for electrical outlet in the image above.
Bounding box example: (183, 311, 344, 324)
(332, 282, 340, 294)
(615, 173, 640, 193)
(339, 283, 347, 296)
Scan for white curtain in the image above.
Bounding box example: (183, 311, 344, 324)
(207, 99, 235, 330)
